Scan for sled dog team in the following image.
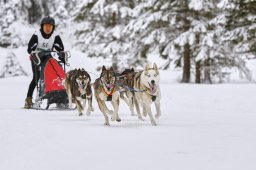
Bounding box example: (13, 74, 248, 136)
(64, 63, 161, 126)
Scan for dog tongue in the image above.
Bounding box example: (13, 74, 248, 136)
(79, 86, 86, 93)
(106, 83, 113, 89)
(149, 84, 157, 94)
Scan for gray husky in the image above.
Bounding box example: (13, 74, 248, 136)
(133, 63, 161, 126)
(65, 68, 93, 116)
(93, 66, 121, 126)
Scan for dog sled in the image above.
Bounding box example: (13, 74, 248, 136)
(30, 50, 71, 110)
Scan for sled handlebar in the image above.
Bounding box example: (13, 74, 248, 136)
(31, 50, 71, 66)
(31, 51, 41, 66)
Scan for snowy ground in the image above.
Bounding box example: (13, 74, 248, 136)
(0, 75, 256, 170)
(1, 45, 256, 169)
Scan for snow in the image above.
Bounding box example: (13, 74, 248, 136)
(91, 0, 106, 16)
(189, 0, 204, 11)
(1, 75, 256, 170)
(1, 44, 256, 169)
(1, 6, 256, 167)
(217, 0, 235, 9)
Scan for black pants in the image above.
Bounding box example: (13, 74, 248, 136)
(26, 61, 40, 98)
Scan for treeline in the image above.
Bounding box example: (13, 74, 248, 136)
(0, 0, 255, 83)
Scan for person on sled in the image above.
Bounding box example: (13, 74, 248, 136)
(24, 16, 65, 109)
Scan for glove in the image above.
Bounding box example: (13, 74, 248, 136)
(58, 52, 65, 62)
(58, 56, 65, 62)
(30, 53, 40, 65)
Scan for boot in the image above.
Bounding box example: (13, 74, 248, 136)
(24, 97, 33, 109)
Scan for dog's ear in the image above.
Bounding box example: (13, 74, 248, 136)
(153, 63, 158, 71)
(145, 63, 150, 71)
(110, 66, 114, 71)
(102, 65, 106, 71)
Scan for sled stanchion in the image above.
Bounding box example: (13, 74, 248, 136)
(63, 60, 65, 72)
(46, 103, 50, 110)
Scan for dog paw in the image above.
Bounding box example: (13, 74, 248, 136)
(155, 114, 161, 119)
(90, 107, 94, 112)
(79, 113, 83, 116)
(111, 116, 116, 121)
(104, 122, 110, 126)
(138, 117, 144, 121)
(86, 111, 91, 116)
(151, 121, 157, 126)
(143, 112, 147, 117)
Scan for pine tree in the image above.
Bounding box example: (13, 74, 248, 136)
(0, 52, 28, 78)
(125, 0, 218, 83)
(71, 0, 135, 71)
(225, 0, 256, 55)
(208, 0, 256, 82)
(0, 0, 76, 48)
(0, 0, 39, 47)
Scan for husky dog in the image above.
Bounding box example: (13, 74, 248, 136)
(65, 68, 93, 116)
(133, 63, 161, 126)
(93, 66, 121, 126)
(117, 68, 138, 116)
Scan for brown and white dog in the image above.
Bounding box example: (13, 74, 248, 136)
(65, 68, 93, 116)
(93, 66, 121, 126)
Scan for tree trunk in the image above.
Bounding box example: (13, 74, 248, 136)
(112, 53, 118, 71)
(181, 43, 190, 83)
(195, 33, 201, 83)
(28, 0, 42, 24)
(195, 60, 201, 83)
(203, 59, 212, 84)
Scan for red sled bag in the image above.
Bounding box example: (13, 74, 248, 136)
(44, 58, 66, 93)
(31, 50, 69, 109)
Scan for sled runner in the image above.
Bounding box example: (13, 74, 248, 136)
(30, 50, 71, 110)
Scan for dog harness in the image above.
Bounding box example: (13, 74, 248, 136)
(101, 85, 116, 101)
